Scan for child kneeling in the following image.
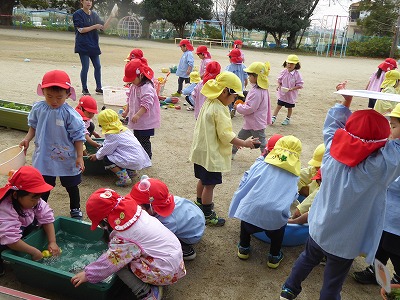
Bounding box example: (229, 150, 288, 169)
(71, 188, 186, 299)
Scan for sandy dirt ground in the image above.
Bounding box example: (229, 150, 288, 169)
(0, 28, 390, 299)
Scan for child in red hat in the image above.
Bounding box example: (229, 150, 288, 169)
(75, 95, 101, 151)
(124, 48, 148, 65)
(0, 166, 61, 276)
(192, 61, 221, 119)
(19, 70, 86, 220)
(233, 39, 245, 62)
(123, 59, 161, 159)
(366, 57, 397, 108)
(195, 45, 212, 78)
(280, 82, 400, 300)
(71, 188, 186, 300)
(130, 176, 205, 261)
(172, 39, 194, 97)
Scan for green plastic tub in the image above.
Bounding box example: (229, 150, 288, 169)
(83, 138, 107, 175)
(1, 217, 122, 300)
(0, 100, 31, 132)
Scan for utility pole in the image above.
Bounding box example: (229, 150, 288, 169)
(390, 13, 400, 58)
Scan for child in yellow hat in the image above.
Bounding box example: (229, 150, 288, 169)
(182, 71, 201, 110)
(189, 71, 260, 226)
(272, 54, 304, 125)
(229, 135, 302, 268)
(89, 109, 151, 186)
(374, 70, 400, 114)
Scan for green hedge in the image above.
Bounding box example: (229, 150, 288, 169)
(347, 36, 397, 58)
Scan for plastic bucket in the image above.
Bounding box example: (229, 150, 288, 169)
(253, 223, 309, 247)
(0, 145, 26, 175)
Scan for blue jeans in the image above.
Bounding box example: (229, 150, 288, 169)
(283, 237, 353, 300)
(79, 53, 102, 90)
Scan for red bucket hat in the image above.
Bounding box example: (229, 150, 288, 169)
(378, 58, 397, 72)
(330, 109, 390, 167)
(195, 45, 211, 59)
(86, 188, 141, 231)
(78, 96, 98, 114)
(37, 70, 76, 100)
(179, 39, 194, 51)
(0, 166, 53, 199)
(202, 61, 221, 84)
(228, 49, 243, 64)
(311, 169, 322, 181)
(267, 134, 284, 152)
(234, 39, 243, 46)
(129, 177, 175, 217)
(123, 59, 154, 83)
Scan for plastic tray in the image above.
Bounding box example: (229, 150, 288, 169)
(102, 86, 129, 107)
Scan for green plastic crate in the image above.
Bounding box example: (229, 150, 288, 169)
(1, 217, 122, 300)
(0, 100, 31, 132)
(84, 138, 107, 175)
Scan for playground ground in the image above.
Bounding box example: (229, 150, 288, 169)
(0, 28, 391, 299)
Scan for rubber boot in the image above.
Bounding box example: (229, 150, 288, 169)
(115, 169, 132, 187)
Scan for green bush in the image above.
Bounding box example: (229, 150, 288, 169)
(204, 24, 222, 40)
(347, 36, 396, 58)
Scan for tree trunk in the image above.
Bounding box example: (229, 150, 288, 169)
(262, 31, 268, 48)
(287, 31, 297, 49)
(174, 23, 186, 38)
(0, 0, 14, 26)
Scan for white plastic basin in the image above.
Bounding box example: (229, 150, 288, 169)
(0, 145, 26, 175)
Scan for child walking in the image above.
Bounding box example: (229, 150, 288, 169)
(233, 39, 245, 62)
(130, 176, 205, 261)
(195, 45, 212, 78)
(19, 70, 86, 220)
(89, 109, 151, 187)
(182, 71, 201, 110)
(280, 81, 400, 300)
(232, 62, 272, 159)
(373, 70, 400, 114)
(192, 61, 221, 119)
(75, 95, 101, 151)
(226, 48, 248, 117)
(123, 59, 161, 159)
(273, 55, 304, 126)
(229, 135, 302, 268)
(366, 58, 397, 108)
(353, 103, 400, 285)
(71, 188, 186, 300)
(189, 71, 260, 226)
(0, 166, 61, 275)
(172, 39, 194, 97)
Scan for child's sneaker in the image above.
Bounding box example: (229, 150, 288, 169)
(320, 255, 327, 266)
(204, 211, 225, 226)
(171, 92, 182, 97)
(267, 251, 284, 269)
(82, 89, 91, 96)
(70, 208, 83, 220)
(237, 244, 250, 260)
(141, 285, 163, 300)
(281, 118, 290, 125)
(271, 116, 276, 124)
(353, 265, 377, 284)
(183, 246, 197, 261)
(280, 285, 297, 300)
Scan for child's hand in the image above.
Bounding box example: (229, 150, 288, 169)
(71, 271, 88, 287)
(89, 154, 97, 161)
(48, 242, 61, 257)
(19, 139, 29, 154)
(131, 114, 140, 124)
(93, 131, 101, 138)
(245, 137, 260, 149)
(32, 248, 44, 261)
(291, 208, 301, 219)
(336, 80, 348, 91)
(76, 157, 85, 172)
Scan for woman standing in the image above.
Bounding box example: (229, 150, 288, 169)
(73, 0, 114, 96)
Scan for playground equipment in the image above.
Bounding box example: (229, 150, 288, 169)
(117, 15, 142, 39)
(316, 15, 349, 58)
(189, 19, 229, 47)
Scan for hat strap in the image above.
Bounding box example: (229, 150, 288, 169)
(345, 129, 388, 143)
(110, 197, 122, 213)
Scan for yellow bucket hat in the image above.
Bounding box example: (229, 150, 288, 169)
(189, 71, 201, 84)
(308, 143, 325, 167)
(98, 109, 127, 134)
(244, 62, 271, 89)
(264, 135, 302, 176)
(201, 71, 244, 99)
(381, 70, 400, 89)
(286, 54, 300, 64)
(387, 103, 400, 118)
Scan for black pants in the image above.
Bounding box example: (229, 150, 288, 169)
(375, 231, 400, 276)
(134, 133, 152, 159)
(240, 220, 286, 256)
(41, 175, 81, 210)
(177, 77, 190, 94)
